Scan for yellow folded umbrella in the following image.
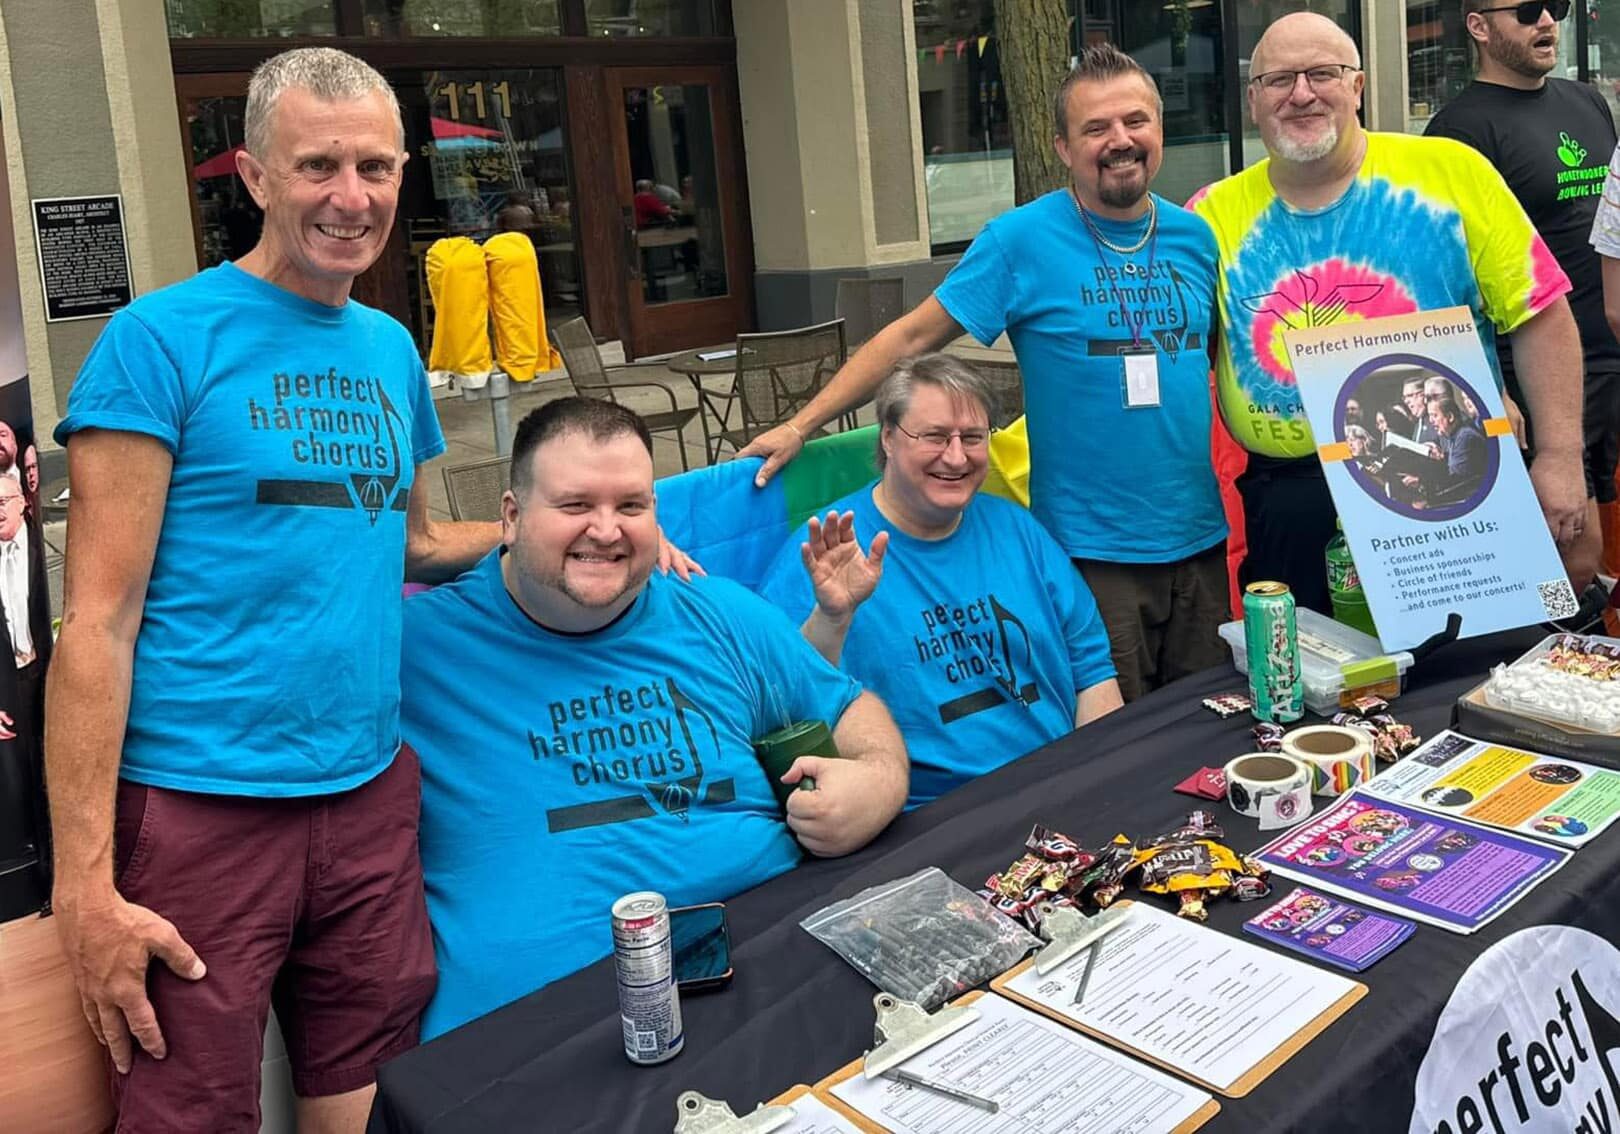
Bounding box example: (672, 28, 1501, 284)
(484, 232, 563, 382)
(424, 236, 492, 390)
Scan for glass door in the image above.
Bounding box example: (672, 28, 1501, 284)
(605, 65, 752, 357)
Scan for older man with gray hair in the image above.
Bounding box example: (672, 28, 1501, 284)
(758, 354, 1122, 809)
(45, 47, 499, 1131)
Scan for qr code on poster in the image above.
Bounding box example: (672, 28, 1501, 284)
(1538, 578, 1579, 619)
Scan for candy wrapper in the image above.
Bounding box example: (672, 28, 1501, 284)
(1131, 810, 1271, 919)
(1202, 692, 1253, 719)
(1329, 708, 1422, 764)
(1253, 722, 1285, 752)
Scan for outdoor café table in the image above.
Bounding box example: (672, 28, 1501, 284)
(370, 625, 1620, 1133)
(666, 347, 742, 463)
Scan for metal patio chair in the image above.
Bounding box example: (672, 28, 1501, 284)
(442, 455, 511, 522)
(549, 317, 701, 470)
(718, 319, 848, 454)
(835, 276, 905, 350)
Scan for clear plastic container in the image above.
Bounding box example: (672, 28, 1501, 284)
(1218, 606, 1414, 717)
(1482, 634, 1620, 734)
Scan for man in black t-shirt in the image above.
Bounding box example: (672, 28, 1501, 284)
(1427, 0, 1613, 600)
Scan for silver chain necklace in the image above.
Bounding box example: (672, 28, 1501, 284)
(1071, 187, 1157, 255)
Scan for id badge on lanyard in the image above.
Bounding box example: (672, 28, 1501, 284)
(1121, 347, 1161, 409)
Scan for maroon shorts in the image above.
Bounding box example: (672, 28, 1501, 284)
(110, 748, 436, 1132)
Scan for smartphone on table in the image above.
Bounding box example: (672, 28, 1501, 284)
(668, 901, 732, 993)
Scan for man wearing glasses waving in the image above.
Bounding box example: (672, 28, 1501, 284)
(1192, 12, 1585, 613)
(1426, 0, 1611, 614)
(744, 44, 1228, 702)
(759, 355, 1122, 809)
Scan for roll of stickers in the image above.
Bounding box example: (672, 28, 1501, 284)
(1223, 753, 1314, 830)
(1282, 725, 1377, 797)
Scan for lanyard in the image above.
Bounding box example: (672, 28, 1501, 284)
(1074, 193, 1159, 352)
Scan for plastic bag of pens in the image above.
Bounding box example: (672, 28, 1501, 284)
(800, 866, 1042, 1010)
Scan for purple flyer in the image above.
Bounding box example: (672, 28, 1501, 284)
(1243, 887, 1415, 972)
(1252, 792, 1569, 934)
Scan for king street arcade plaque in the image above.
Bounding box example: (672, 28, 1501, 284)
(31, 194, 134, 322)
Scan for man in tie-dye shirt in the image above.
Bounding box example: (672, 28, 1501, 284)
(1191, 12, 1586, 614)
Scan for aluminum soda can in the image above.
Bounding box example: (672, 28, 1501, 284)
(1244, 581, 1303, 724)
(611, 890, 684, 1065)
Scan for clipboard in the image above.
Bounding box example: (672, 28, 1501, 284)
(990, 927, 1366, 1098)
(810, 989, 1220, 1134)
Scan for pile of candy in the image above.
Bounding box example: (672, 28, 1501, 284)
(1485, 635, 1620, 733)
(977, 825, 1133, 930)
(1546, 635, 1620, 679)
(1250, 697, 1420, 764)
(1131, 811, 1271, 921)
(979, 811, 1270, 927)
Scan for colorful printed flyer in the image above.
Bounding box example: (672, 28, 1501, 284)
(1282, 308, 1570, 650)
(1242, 887, 1415, 973)
(1252, 792, 1569, 934)
(1360, 730, 1620, 848)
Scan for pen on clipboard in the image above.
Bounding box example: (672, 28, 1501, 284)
(1069, 912, 1133, 1007)
(1072, 940, 1102, 1006)
(887, 1068, 1000, 1113)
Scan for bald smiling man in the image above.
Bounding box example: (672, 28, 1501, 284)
(1191, 12, 1588, 611)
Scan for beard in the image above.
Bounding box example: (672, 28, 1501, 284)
(1485, 26, 1557, 80)
(1094, 146, 1151, 209)
(530, 548, 652, 612)
(1271, 119, 1340, 163)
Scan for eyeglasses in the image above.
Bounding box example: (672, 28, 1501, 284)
(1475, 0, 1571, 24)
(1249, 64, 1361, 95)
(892, 423, 994, 452)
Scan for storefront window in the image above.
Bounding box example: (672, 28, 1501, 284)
(1585, 0, 1620, 123)
(187, 96, 260, 266)
(914, 0, 1013, 248)
(362, 0, 561, 37)
(1406, 1, 1470, 130)
(397, 68, 582, 345)
(585, 0, 719, 37)
(1117, 0, 1230, 204)
(621, 84, 729, 302)
(185, 70, 582, 355)
(166, 0, 336, 37)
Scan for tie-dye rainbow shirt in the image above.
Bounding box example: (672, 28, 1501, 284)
(1189, 131, 1569, 459)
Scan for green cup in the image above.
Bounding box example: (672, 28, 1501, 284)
(752, 720, 841, 808)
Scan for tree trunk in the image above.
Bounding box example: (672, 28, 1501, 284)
(992, 0, 1072, 204)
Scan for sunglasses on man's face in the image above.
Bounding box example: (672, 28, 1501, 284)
(1475, 0, 1571, 26)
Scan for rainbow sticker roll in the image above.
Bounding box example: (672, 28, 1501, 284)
(1281, 725, 1376, 797)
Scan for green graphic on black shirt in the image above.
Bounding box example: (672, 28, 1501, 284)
(248, 368, 408, 524)
(911, 592, 1041, 724)
(1554, 129, 1606, 201)
(530, 675, 735, 833)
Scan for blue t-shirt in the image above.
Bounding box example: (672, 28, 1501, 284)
(758, 484, 1115, 809)
(55, 263, 445, 795)
(934, 190, 1226, 564)
(401, 554, 863, 1039)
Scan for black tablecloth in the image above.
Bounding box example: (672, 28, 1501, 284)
(371, 628, 1620, 1133)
